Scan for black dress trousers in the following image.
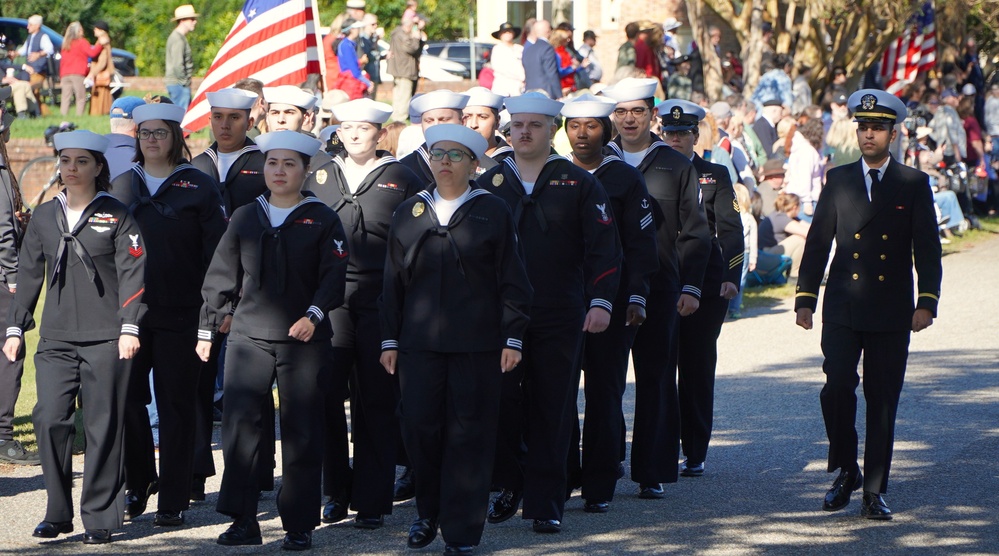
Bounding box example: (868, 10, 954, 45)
(677, 291, 729, 466)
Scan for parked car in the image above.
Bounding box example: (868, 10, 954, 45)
(376, 39, 468, 82)
(0, 17, 138, 77)
(424, 41, 492, 77)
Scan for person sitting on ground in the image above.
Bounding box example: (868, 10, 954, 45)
(758, 192, 809, 279)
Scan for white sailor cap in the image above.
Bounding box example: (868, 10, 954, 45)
(848, 89, 907, 125)
(318, 125, 340, 144)
(132, 103, 186, 125)
(255, 130, 323, 157)
(319, 90, 350, 119)
(424, 124, 488, 160)
(600, 77, 660, 103)
(560, 93, 617, 119)
(206, 88, 258, 110)
(657, 99, 705, 131)
(463, 86, 504, 111)
(504, 91, 563, 116)
(54, 130, 110, 154)
(332, 98, 392, 124)
(409, 90, 469, 118)
(263, 85, 318, 111)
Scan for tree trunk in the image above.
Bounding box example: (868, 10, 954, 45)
(686, 0, 724, 100)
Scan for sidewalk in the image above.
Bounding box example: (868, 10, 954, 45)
(1, 235, 997, 554)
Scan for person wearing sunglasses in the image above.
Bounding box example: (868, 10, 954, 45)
(111, 103, 227, 527)
(657, 99, 744, 480)
(303, 98, 424, 529)
(600, 77, 711, 500)
(560, 93, 659, 513)
(380, 123, 532, 555)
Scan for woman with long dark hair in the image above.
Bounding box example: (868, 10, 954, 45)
(4, 130, 145, 544)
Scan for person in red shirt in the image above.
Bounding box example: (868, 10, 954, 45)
(59, 21, 107, 116)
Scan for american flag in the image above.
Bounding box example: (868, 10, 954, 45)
(181, 0, 325, 132)
(879, 1, 936, 96)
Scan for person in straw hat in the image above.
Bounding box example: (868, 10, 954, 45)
(166, 5, 198, 110)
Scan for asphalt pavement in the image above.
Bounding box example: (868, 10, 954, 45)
(1, 235, 998, 555)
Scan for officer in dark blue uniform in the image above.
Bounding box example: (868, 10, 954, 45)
(657, 99, 744, 478)
(794, 89, 942, 520)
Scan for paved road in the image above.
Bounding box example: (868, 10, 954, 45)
(2, 236, 998, 555)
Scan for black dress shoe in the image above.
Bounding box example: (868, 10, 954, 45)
(321, 498, 349, 524)
(154, 510, 184, 526)
(82, 529, 111, 544)
(486, 489, 522, 524)
(860, 491, 893, 520)
(583, 500, 610, 513)
(282, 530, 313, 551)
(393, 467, 416, 501)
(638, 483, 665, 499)
(353, 513, 383, 529)
(532, 519, 561, 533)
(124, 481, 158, 521)
(33, 520, 73, 538)
(823, 469, 863, 511)
(444, 544, 475, 555)
(407, 517, 438, 549)
(191, 476, 206, 501)
(680, 460, 705, 477)
(217, 517, 262, 546)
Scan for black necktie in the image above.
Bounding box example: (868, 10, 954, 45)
(868, 168, 881, 204)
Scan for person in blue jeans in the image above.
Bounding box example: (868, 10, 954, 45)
(165, 5, 198, 111)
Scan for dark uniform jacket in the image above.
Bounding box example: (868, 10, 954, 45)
(608, 136, 711, 298)
(199, 193, 349, 343)
(303, 153, 423, 303)
(380, 185, 533, 353)
(111, 163, 227, 317)
(474, 139, 515, 177)
(0, 150, 22, 288)
(580, 154, 659, 307)
(398, 144, 434, 185)
(191, 138, 267, 213)
(476, 153, 622, 313)
(8, 192, 146, 342)
(691, 154, 745, 293)
(794, 158, 942, 331)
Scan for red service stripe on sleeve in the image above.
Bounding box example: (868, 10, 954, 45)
(593, 267, 618, 286)
(122, 288, 145, 308)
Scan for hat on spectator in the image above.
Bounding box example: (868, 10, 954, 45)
(133, 103, 186, 125)
(762, 98, 784, 107)
(346, 0, 366, 9)
(425, 124, 488, 160)
(332, 98, 392, 124)
(504, 92, 564, 116)
(491, 22, 521, 40)
(172, 4, 199, 21)
(263, 85, 318, 110)
(848, 89, 907, 125)
(710, 101, 733, 120)
(831, 91, 848, 105)
(207, 88, 258, 109)
(761, 159, 786, 178)
(662, 18, 682, 32)
(600, 77, 660, 103)
(255, 130, 322, 157)
(657, 99, 705, 131)
(54, 130, 110, 154)
(318, 125, 340, 144)
(110, 96, 145, 119)
(341, 18, 365, 33)
(560, 93, 617, 119)
(409, 90, 469, 118)
(463, 87, 504, 111)
(940, 89, 958, 100)
(916, 126, 933, 140)
(961, 83, 977, 96)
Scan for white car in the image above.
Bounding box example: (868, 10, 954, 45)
(378, 40, 467, 82)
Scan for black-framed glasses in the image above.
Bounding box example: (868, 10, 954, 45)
(138, 129, 170, 140)
(662, 129, 695, 138)
(428, 148, 473, 162)
(613, 107, 649, 117)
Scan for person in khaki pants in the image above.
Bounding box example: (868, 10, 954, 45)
(387, 15, 424, 122)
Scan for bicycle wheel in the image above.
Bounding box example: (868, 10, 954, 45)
(18, 156, 61, 208)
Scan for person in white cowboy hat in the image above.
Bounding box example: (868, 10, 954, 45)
(795, 88, 941, 522)
(600, 76, 711, 500)
(475, 92, 622, 535)
(301, 97, 424, 530)
(191, 88, 268, 213)
(166, 5, 198, 110)
(4, 130, 146, 545)
(560, 93, 658, 513)
(462, 86, 513, 173)
(111, 102, 227, 528)
(661, 17, 682, 54)
(380, 123, 532, 556)
(263, 85, 332, 171)
(658, 98, 744, 481)
(398, 90, 470, 183)
(197, 130, 349, 550)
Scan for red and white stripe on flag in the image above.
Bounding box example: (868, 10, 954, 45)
(880, 1, 936, 97)
(181, 0, 325, 133)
